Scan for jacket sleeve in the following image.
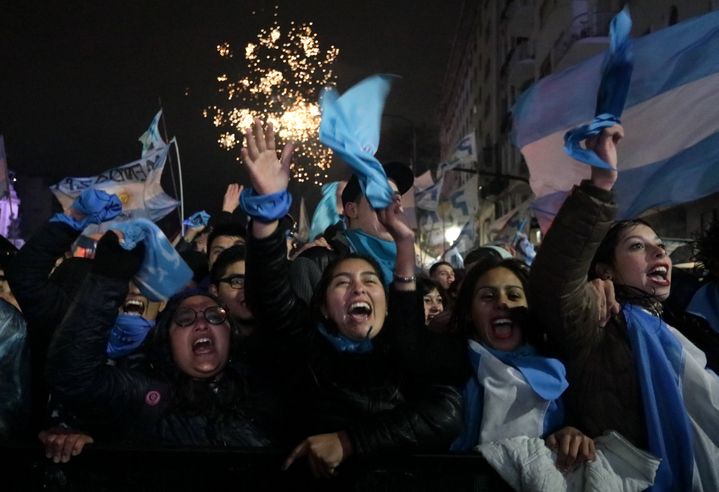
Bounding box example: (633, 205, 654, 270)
(6, 221, 80, 331)
(45, 273, 156, 424)
(245, 219, 309, 338)
(346, 382, 463, 455)
(529, 182, 617, 354)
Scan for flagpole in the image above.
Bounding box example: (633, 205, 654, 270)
(157, 99, 184, 236)
(170, 137, 186, 236)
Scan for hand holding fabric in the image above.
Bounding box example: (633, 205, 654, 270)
(92, 231, 145, 281)
(588, 124, 624, 191)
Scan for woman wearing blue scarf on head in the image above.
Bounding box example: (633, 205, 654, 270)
(530, 125, 719, 491)
(241, 118, 462, 481)
(448, 255, 596, 473)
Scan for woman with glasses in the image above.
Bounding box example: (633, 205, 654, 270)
(46, 231, 277, 449)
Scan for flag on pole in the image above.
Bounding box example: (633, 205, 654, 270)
(50, 143, 179, 223)
(139, 109, 165, 157)
(512, 10, 719, 232)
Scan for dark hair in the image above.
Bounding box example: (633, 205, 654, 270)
(429, 261, 454, 277)
(695, 220, 719, 278)
(464, 247, 504, 269)
(210, 245, 247, 285)
(449, 257, 534, 343)
(589, 218, 653, 280)
(309, 253, 386, 334)
(207, 223, 247, 259)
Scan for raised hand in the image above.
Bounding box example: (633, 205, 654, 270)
(588, 124, 624, 191)
(222, 183, 243, 213)
(240, 118, 295, 196)
(376, 195, 414, 243)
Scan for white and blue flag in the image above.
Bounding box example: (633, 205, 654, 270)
(512, 10, 719, 232)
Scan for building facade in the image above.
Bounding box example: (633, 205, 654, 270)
(439, 0, 719, 245)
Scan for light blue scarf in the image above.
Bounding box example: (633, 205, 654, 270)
(564, 6, 633, 169)
(342, 229, 397, 285)
(319, 74, 398, 209)
(316, 322, 373, 354)
(106, 314, 155, 359)
(623, 304, 694, 492)
(50, 189, 122, 231)
(451, 343, 567, 451)
(687, 281, 719, 333)
(309, 182, 342, 241)
(112, 219, 193, 301)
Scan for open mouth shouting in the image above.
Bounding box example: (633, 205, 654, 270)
(122, 297, 146, 316)
(491, 317, 515, 340)
(192, 335, 217, 356)
(646, 263, 670, 287)
(347, 301, 372, 324)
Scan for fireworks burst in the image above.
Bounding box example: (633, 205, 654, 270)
(205, 19, 339, 185)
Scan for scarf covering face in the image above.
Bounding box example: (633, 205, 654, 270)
(315, 322, 373, 354)
(106, 314, 155, 359)
(451, 341, 567, 451)
(623, 304, 694, 492)
(342, 229, 396, 286)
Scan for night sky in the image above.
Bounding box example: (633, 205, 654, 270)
(1, 0, 461, 231)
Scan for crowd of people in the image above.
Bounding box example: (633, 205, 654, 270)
(1, 119, 718, 490)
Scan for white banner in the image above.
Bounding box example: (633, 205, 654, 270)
(50, 144, 178, 223)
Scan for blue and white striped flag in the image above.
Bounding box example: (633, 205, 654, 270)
(512, 10, 719, 232)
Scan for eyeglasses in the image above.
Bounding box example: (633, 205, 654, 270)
(172, 305, 228, 327)
(218, 274, 245, 290)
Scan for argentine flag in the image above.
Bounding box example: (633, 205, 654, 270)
(512, 10, 719, 232)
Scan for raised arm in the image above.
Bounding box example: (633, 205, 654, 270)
(529, 125, 623, 353)
(241, 118, 306, 336)
(46, 232, 155, 425)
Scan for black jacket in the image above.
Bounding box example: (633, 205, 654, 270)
(246, 220, 462, 455)
(46, 272, 276, 448)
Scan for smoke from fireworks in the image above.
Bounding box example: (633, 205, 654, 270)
(204, 18, 339, 185)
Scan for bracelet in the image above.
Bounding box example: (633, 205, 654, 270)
(393, 273, 416, 283)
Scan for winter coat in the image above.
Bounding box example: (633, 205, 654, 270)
(246, 220, 463, 455)
(528, 182, 647, 447)
(46, 272, 276, 448)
